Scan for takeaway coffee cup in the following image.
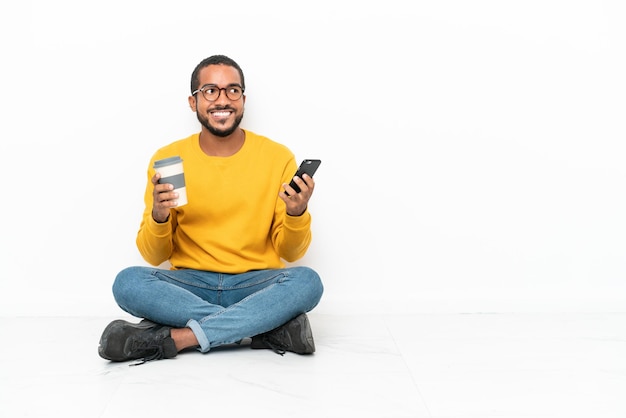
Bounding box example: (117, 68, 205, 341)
(153, 156, 187, 206)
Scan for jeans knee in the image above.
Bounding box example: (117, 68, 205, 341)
(112, 266, 143, 306)
(293, 266, 324, 306)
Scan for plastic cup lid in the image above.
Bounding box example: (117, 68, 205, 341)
(153, 156, 183, 168)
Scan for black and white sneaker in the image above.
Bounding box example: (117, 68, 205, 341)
(98, 319, 177, 364)
(250, 313, 316, 355)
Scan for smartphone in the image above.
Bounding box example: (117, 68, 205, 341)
(285, 159, 322, 195)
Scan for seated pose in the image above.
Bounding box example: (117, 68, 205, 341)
(98, 54, 323, 364)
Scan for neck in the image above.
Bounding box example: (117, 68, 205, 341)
(199, 128, 245, 157)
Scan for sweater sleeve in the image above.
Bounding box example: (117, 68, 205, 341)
(136, 214, 175, 266)
(274, 209, 312, 262)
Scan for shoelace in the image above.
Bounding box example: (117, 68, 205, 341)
(129, 336, 168, 366)
(262, 335, 287, 356)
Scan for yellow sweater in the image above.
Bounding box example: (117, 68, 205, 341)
(136, 130, 312, 273)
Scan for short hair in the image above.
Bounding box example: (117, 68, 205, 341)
(190, 55, 246, 94)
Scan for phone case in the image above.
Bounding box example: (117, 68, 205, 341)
(287, 159, 321, 194)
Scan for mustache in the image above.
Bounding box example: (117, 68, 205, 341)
(209, 105, 236, 112)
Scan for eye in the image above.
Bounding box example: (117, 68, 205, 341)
(204, 86, 218, 95)
(228, 86, 241, 94)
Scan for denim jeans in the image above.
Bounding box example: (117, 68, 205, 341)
(112, 266, 323, 353)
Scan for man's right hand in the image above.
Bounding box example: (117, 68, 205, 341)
(151, 172, 179, 223)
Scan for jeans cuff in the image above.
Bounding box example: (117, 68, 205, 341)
(186, 319, 210, 353)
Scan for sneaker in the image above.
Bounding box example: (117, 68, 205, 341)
(250, 313, 316, 355)
(98, 319, 177, 364)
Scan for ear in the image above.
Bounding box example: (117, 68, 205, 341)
(188, 95, 197, 112)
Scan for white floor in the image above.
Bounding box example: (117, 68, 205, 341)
(1, 313, 625, 417)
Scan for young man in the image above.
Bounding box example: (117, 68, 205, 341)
(98, 55, 323, 364)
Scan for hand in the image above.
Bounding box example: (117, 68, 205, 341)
(151, 172, 180, 223)
(279, 174, 315, 216)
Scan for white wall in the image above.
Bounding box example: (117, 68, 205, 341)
(1, 0, 625, 316)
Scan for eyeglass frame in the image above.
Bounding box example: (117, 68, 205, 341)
(191, 83, 245, 101)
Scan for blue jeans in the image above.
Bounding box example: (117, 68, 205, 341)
(112, 266, 323, 353)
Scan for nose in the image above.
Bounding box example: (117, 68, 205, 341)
(214, 88, 231, 104)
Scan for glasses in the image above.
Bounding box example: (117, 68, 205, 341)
(192, 84, 244, 101)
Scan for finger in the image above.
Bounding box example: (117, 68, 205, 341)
(154, 183, 174, 195)
(290, 177, 309, 195)
(282, 183, 297, 197)
(160, 190, 179, 204)
(301, 174, 315, 191)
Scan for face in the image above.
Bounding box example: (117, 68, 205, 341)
(189, 64, 246, 137)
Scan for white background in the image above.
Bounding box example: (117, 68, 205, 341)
(1, 0, 624, 316)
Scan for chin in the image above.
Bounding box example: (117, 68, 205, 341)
(211, 126, 237, 137)
(200, 115, 243, 137)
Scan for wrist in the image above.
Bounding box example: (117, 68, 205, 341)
(152, 212, 170, 223)
(287, 207, 307, 217)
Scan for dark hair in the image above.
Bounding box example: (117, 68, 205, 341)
(190, 55, 246, 94)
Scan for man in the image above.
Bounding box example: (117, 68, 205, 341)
(98, 55, 323, 364)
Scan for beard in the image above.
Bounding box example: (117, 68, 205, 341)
(196, 107, 244, 138)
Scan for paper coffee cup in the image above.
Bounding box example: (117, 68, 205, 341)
(153, 156, 187, 207)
